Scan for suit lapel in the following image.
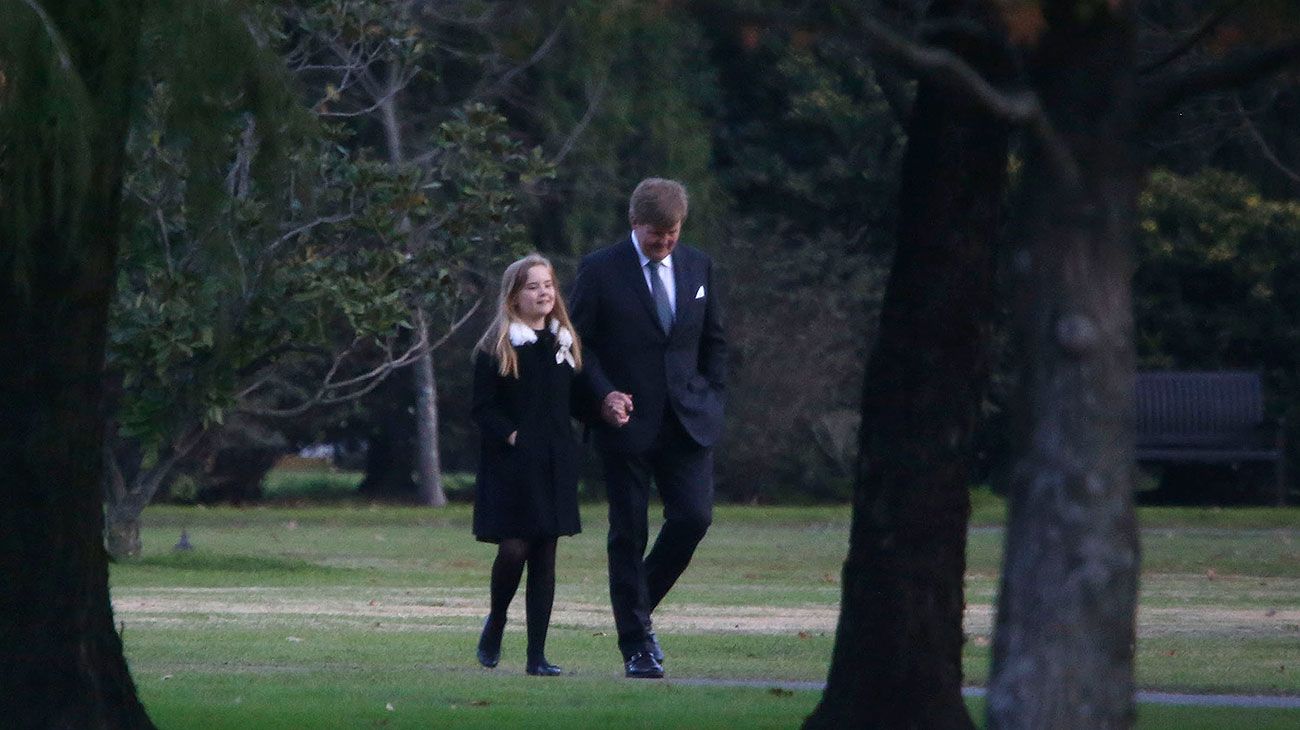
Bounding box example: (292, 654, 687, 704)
(670, 250, 693, 338)
(617, 239, 666, 339)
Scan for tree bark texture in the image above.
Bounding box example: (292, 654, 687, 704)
(988, 4, 1142, 728)
(413, 339, 447, 506)
(0, 1, 154, 726)
(804, 3, 1011, 727)
(380, 90, 446, 507)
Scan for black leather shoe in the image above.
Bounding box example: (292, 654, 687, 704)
(624, 651, 664, 679)
(647, 631, 664, 664)
(526, 657, 564, 676)
(477, 617, 503, 668)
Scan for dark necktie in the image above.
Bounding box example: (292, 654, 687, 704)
(648, 260, 674, 333)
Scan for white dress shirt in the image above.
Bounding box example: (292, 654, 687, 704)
(631, 231, 676, 314)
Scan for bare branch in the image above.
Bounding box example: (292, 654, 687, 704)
(550, 77, 608, 167)
(1139, 40, 1300, 118)
(838, 6, 1083, 193)
(17, 0, 75, 71)
(1233, 95, 1300, 184)
(1137, 3, 1241, 76)
(428, 297, 483, 351)
(316, 67, 418, 118)
(473, 19, 566, 103)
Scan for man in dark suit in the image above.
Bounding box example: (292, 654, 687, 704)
(570, 178, 726, 679)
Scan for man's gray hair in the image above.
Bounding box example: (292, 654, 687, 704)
(628, 178, 688, 227)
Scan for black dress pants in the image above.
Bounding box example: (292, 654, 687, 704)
(602, 409, 713, 657)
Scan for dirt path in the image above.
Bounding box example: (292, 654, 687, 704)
(112, 588, 1300, 638)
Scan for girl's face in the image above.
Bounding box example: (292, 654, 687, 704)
(514, 264, 555, 324)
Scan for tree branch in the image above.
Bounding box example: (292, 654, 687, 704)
(549, 77, 608, 167)
(1233, 95, 1300, 184)
(473, 19, 566, 104)
(1139, 40, 1300, 119)
(842, 5, 1084, 193)
(1137, 3, 1240, 76)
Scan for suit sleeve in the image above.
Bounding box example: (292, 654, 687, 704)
(471, 350, 516, 443)
(569, 256, 616, 406)
(698, 257, 727, 393)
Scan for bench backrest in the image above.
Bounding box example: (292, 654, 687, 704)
(1135, 371, 1266, 448)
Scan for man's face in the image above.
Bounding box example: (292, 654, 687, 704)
(633, 221, 682, 262)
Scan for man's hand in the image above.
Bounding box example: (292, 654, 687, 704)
(507, 431, 517, 446)
(601, 391, 633, 427)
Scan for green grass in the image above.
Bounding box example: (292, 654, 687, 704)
(114, 490, 1300, 728)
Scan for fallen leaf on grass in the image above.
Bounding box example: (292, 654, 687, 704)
(820, 574, 837, 584)
(285, 520, 298, 530)
(1265, 609, 1278, 617)
(592, 632, 607, 637)
(1163, 650, 1177, 657)
(385, 703, 394, 712)
(161, 674, 173, 681)
(470, 700, 491, 707)
(369, 599, 378, 606)
(1205, 568, 1217, 581)
(797, 631, 811, 640)
(287, 636, 303, 643)
(769, 688, 794, 697)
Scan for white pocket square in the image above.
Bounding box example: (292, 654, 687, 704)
(695, 285, 705, 299)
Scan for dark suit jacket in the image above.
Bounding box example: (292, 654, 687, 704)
(570, 238, 726, 454)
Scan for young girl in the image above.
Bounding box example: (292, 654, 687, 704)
(471, 253, 583, 676)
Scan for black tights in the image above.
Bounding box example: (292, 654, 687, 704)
(486, 537, 557, 661)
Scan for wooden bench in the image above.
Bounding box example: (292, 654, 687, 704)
(1135, 371, 1287, 505)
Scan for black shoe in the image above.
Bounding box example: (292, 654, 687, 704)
(526, 657, 564, 676)
(477, 616, 503, 668)
(624, 651, 664, 679)
(647, 631, 664, 664)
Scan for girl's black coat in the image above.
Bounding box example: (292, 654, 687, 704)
(471, 329, 581, 542)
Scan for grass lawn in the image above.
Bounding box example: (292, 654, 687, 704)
(114, 478, 1300, 728)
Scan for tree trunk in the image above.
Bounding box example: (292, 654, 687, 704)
(0, 1, 154, 726)
(988, 4, 1141, 728)
(105, 512, 143, 560)
(804, 3, 1011, 727)
(379, 84, 446, 507)
(413, 334, 448, 506)
(357, 373, 418, 499)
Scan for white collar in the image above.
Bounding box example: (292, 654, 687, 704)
(507, 319, 576, 367)
(631, 231, 673, 270)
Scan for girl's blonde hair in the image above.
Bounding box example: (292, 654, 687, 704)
(473, 253, 583, 378)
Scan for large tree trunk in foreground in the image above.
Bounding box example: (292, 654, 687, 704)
(0, 1, 153, 727)
(805, 3, 1011, 727)
(988, 4, 1141, 728)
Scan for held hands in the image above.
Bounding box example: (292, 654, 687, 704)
(601, 391, 634, 428)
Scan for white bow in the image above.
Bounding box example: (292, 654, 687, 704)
(507, 320, 575, 368)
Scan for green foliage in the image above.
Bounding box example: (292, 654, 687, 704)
(524, 0, 724, 252)
(701, 15, 906, 254)
(1135, 168, 1300, 399)
(1135, 167, 1300, 495)
(108, 1, 549, 463)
